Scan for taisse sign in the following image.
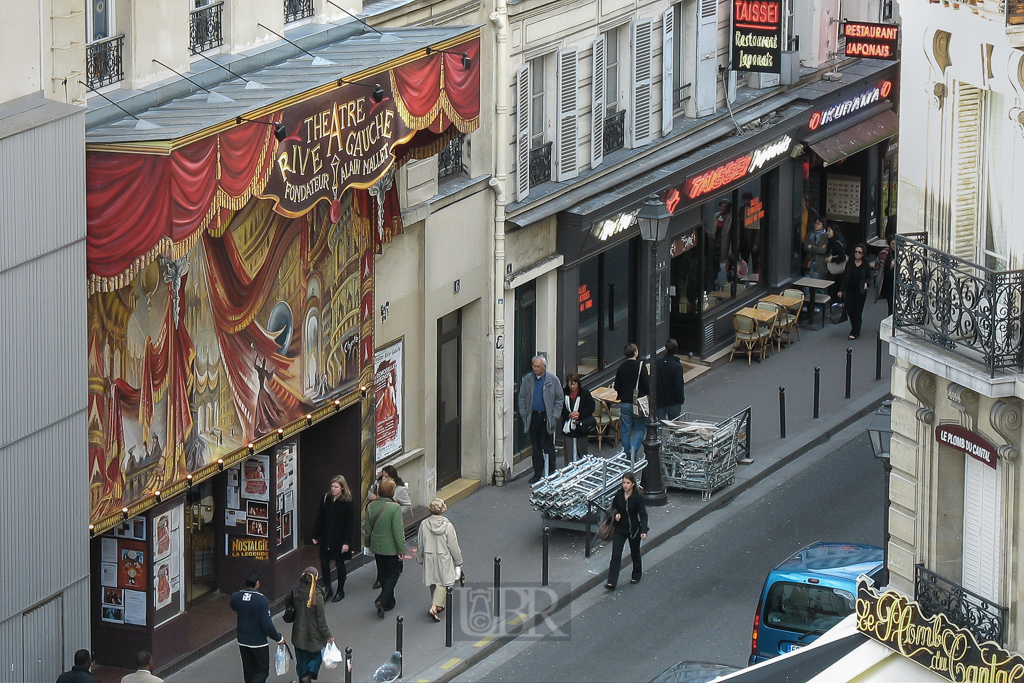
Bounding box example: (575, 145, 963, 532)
(732, 0, 783, 73)
(667, 135, 792, 208)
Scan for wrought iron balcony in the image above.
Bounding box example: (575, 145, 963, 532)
(603, 110, 626, 155)
(284, 0, 314, 23)
(914, 564, 1007, 645)
(190, 2, 224, 55)
(893, 235, 1024, 378)
(529, 142, 552, 186)
(438, 133, 465, 180)
(86, 35, 125, 89)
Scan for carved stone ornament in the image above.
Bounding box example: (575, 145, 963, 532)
(1008, 52, 1024, 139)
(990, 399, 1022, 461)
(368, 169, 395, 244)
(924, 29, 952, 110)
(947, 382, 979, 430)
(907, 367, 937, 424)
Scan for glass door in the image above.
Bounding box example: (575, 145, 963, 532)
(185, 480, 216, 607)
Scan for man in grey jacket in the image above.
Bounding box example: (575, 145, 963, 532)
(518, 355, 564, 483)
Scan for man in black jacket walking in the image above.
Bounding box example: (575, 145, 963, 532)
(230, 570, 286, 683)
(655, 339, 685, 421)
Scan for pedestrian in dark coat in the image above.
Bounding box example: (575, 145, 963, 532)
(839, 243, 871, 339)
(613, 344, 650, 460)
(517, 355, 564, 482)
(655, 339, 685, 421)
(561, 373, 596, 463)
(874, 236, 897, 315)
(283, 567, 335, 683)
(230, 571, 285, 683)
(312, 475, 353, 602)
(57, 650, 98, 683)
(604, 472, 649, 589)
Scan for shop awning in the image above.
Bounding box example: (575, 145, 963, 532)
(807, 109, 899, 166)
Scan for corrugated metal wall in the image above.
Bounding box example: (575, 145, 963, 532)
(0, 103, 90, 676)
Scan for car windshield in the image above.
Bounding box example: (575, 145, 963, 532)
(761, 582, 855, 635)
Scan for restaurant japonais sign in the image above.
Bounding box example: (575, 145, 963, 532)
(936, 424, 998, 469)
(732, 0, 782, 73)
(843, 21, 899, 60)
(856, 578, 1023, 682)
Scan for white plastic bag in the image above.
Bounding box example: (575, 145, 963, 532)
(275, 643, 290, 677)
(322, 641, 343, 669)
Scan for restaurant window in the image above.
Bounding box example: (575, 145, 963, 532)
(577, 239, 636, 376)
(699, 176, 769, 312)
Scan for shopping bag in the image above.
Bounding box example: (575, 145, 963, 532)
(275, 643, 292, 677)
(322, 641, 343, 669)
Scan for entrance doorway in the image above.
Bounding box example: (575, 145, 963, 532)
(185, 480, 216, 607)
(437, 310, 462, 487)
(513, 281, 537, 456)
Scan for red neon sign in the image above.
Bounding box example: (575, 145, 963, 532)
(665, 188, 681, 214)
(682, 155, 752, 200)
(808, 80, 892, 131)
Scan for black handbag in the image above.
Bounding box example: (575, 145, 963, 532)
(282, 603, 295, 623)
(596, 514, 615, 541)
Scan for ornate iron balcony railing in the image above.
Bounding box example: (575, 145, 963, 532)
(86, 34, 125, 89)
(603, 110, 626, 155)
(438, 133, 466, 180)
(190, 2, 224, 55)
(914, 564, 1007, 645)
(284, 0, 314, 23)
(529, 142, 552, 186)
(893, 235, 1024, 378)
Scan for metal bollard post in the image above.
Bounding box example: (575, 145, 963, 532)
(542, 527, 550, 586)
(779, 387, 787, 439)
(813, 367, 820, 419)
(845, 348, 853, 399)
(493, 557, 501, 617)
(445, 586, 454, 647)
(396, 616, 404, 679)
(344, 647, 352, 683)
(876, 331, 883, 381)
(585, 502, 592, 559)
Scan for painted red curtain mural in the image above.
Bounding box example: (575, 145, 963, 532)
(391, 38, 480, 133)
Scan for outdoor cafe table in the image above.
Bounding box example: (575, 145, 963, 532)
(792, 276, 834, 327)
(760, 294, 802, 309)
(591, 386, 620, 404)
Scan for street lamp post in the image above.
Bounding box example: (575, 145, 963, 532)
(636, 196, 671, 507)
(866, 400, 893, 586)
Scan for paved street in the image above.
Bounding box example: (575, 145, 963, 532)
(456, 431, 884, 683)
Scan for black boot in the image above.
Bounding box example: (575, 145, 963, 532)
(322, 581, 333, 600)
(321, 562, 333, 599)
(332, 587, 345, 602)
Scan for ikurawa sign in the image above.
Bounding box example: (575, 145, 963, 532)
(856, 578, 1024, 682)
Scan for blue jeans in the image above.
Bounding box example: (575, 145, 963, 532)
(618, 402, 645, 458)
(657, 405, 682, 421)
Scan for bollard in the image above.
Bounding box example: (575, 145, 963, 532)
(779, 387, 787, 439)
(493, 557, 501, 617)
(445, 586, 454, 647)
(845, 348, 853, 399)
(542, 527, 550, 587)
(876, 331, 883, 381)
(813, 367, 821, 419)
(396, 616, 404, 679)
(585, 503, 592, 558)
(345, 647, 352, 683)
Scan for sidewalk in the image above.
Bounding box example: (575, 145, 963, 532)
(167, 300, 893, 683)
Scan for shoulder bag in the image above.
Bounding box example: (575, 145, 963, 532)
(283, 588, 296, 623)
(633, 362, 649, 417)
(827, 259, 846, 276)
(596, 512, 615, 541)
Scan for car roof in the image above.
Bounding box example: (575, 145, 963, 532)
(770, 541, 883, 583)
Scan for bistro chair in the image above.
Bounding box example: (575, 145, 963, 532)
(592, 396, 620, 451)
(730, 314, 768, 365)
(781, 289, 804, 343)
(755, 302, 783, 354)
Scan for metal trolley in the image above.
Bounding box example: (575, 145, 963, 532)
(658, 406, 751, 500)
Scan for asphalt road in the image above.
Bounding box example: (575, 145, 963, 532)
(456, 430, 884, 683)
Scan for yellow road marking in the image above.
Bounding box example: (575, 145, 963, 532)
(474, 636, 494, 647)
(508, 612, 527, 625)
(440, 658, 462, 670)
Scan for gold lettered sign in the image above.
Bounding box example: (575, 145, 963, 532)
(229, 536, 270, 560)
(856, 578, 1024, 682)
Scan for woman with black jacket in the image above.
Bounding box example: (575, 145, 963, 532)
(312, 475, 353, 601)
(838, 243, 871, 339)
(605, 472, 649, 590)
(561, 372, 596, 463)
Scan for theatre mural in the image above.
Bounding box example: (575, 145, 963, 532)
(85, 36, 480, 525)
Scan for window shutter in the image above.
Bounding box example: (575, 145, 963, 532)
(515, 64, 531, 202)
(662, 7, 675, 137)
(695, 0, 717, 116)
(963, 456, 1001, 603)
(591, 36, 606, 169)
(951, 83, 981, 261)
(556, 48, 579, 182)
(630, 19, 653, 148)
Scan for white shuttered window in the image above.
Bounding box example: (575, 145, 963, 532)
(630, 19, 653, 148)
(695, 0, 717, 116)
(556, 48, 579, 181)
(591, 36, 606, 169)
(515, 64, 531, 201)
(962, 456, 1001, 603)
(951, 82, 981, 261)
(662, 7, 675, 137)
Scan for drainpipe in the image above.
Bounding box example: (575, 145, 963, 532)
(488, 2, 509, 485)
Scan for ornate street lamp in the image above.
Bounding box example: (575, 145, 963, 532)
(636, 196, 672, 506)
(866, 400, 893, 586)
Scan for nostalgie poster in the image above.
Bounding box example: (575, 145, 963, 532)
(374, 339, 404, 461)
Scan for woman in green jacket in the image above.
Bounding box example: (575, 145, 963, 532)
(366, 478, 405, 618)
(283, 567, 334, 683)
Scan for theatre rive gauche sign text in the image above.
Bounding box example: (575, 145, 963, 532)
(808, 79, 894, 131)
(732, 0, 782, 73)
(856, 578, 1024, 682)
(843, 21, 899, 60)
(665, 134, 792, 210)
(935, 424, 998, 469)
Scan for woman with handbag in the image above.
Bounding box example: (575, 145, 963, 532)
(282, 567, 335, 683)
(838, 244, 872, 339)
(311, 475, 353, 601)
(561, 373, 596, 463)
(416, 499, 463, 622)
(613, 344, 649, 461)
(604, 472, 649, 590)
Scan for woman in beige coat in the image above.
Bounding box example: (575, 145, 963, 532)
(416, 498, 463, 621)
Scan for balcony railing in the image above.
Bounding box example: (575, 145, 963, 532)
(86, 34, 125, 89)
(438, 133, 466, 180)
(603, 110, 626, 155)
(529, 142, 552, 186)
(284, 0, 314, 23)
(915, 564, 1008, 645)
(893, 235, 1024, 378)
(190, 2, 224, 55)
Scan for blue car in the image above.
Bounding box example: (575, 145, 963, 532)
(748, 541, 884, 665)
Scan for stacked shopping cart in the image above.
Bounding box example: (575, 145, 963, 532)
(529, 451, 647, 522)
(659, 407, 750, 500)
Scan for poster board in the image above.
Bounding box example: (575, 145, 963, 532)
(374, 339, 404, 461)
(152, 503, 184, 626)
(826, 174, 862, 222)
(275, 443, 297, 554)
